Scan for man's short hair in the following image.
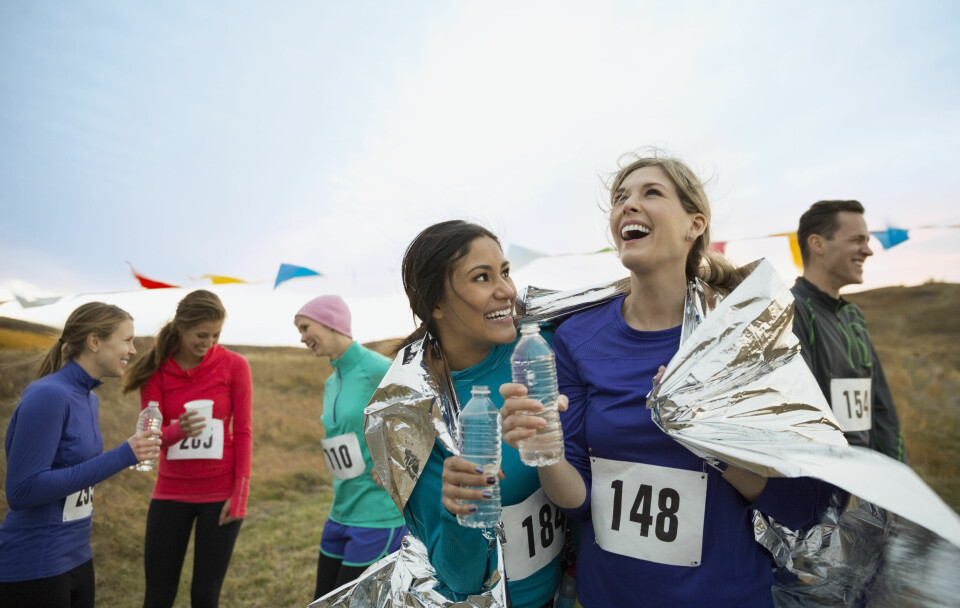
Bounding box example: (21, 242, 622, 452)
(797, 200, 865, 264)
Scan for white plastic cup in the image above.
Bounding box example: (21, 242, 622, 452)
(183, 399, 214, 439)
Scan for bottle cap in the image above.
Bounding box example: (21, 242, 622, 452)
(519, 323, 540, 335)
(471, 385, 490, 396)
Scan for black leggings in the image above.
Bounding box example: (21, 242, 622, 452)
(0, 559, 95, 608)
(143, 499, 243, 608)
(313, 552, 367, 600)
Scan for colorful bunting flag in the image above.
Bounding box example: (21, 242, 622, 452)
(128, 263, 179, 289)
(14, 293, 64, 308)
(871, 228, 910, 250)
(709, 241, 727, 255)
(770, 233, 803, 272)
(506, 244, 549, 269)
(274, 263, 321, 289)
(191, 274, 250, 285)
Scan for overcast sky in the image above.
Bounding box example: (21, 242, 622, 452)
(1, 1, 958, 343)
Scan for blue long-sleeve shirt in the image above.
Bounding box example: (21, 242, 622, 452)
(0, 360, 137, 581)
(403, 341, 561, 608)
(555, 297, 823, 608)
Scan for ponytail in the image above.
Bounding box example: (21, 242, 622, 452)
(121, 321, 179, 393)
(36, 303, 132, 380)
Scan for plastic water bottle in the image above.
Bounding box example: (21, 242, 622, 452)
(511, 324, 564, 466)
(133, 401, 163, 472)
(457, 386, 502, 528)
(556, 566, 577, 608)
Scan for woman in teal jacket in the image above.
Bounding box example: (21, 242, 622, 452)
(394, 220, 562, 608)
(294, 295, 408, 600)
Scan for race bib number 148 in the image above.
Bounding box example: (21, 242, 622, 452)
(591, 457, 706, 567)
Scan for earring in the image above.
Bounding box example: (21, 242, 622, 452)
(686, 233, 694, 241)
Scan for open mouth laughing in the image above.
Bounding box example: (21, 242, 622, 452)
(621, 222, 651, 242)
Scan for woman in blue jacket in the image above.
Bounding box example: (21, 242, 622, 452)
(0, 302, 160, 608)
(396, 220, 561, 608)
(501, 153, 825, 608)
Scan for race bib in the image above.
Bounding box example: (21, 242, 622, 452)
(591, 457, 706, 567)
(168, 419, 225, 460)
(830, 378, 872, 432)
(501, 487, 565, 581)
(320, 433, 366, 480)
(63, 486, 94, 522)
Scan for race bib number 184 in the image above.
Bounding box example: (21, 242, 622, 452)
(591, 457, 706, 567)
(501, 488, 565, 581)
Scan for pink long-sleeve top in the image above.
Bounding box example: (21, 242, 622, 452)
(140, 344, 252, 518)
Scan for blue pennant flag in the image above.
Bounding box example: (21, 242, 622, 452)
(870, 228, 910, 250)
(274, 263, 321, 288)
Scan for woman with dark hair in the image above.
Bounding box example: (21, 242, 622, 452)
(397, 220, 561, 608)
(0, 302, 160, 608)
(122, 290, 252, 608)
(501, 153, 824, 607)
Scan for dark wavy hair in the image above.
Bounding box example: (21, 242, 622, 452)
(397, 220, 501, 351)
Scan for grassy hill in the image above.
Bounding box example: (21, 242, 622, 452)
(0, 283, 958, 607)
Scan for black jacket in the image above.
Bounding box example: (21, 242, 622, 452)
(791, 277, 906, 461)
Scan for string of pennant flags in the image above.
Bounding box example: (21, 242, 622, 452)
(127, 262, 323, 291)
(6, 224, 956, 309)
(8, 262, 325, 309)
(509, 224, 959, 273)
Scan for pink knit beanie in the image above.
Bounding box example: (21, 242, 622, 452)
(295, 295, 352, 338)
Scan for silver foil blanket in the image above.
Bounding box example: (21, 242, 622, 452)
(350, 277, 638, 608)
(363, 337, 459, 514)
(308, 535, 506, 608)
(647, 259, 960, 606)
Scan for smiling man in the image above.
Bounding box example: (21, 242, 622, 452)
(791, 200, 906, 461)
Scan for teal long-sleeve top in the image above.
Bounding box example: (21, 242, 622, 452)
(402, 341, 561, 608)
(323, 341, 405, 528)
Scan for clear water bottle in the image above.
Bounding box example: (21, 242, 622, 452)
(511, 324, 564, 466)
(556, 566, 577, 608)
(133, 401, 163, 472)
(457, 386, 502, 528)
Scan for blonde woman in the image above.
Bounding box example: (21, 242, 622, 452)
(0, 303, 160, 608)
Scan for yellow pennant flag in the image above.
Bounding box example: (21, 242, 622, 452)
(191, 274, 249, 284)
(771, 233, 803, 272)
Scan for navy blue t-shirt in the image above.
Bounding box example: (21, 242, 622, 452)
(555, 296, 820, 608)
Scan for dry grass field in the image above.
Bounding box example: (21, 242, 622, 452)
(0, 283, 957, 607)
